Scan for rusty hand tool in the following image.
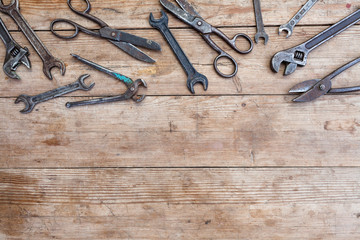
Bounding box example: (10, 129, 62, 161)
(0, 17, 30, 79)
(290, 57, 360, 102)
(272, 9, 360, 76)
(279, 0, 318, 38)
(0, 0, 65, 80)
(66, 54, 147, 108)
(149, 10, 208, 94)
(253, 0, 269, 45)
(160, 0, 254, 78)
(51, 0, 161, 63)
(15, 74, 94, 113)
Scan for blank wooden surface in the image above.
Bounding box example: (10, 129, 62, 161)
(1, 0, 360, 239)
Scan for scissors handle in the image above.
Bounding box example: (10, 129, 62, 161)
(50, 18, 99, 39)
(211, 27, 254, 54)
(67, 0, 108, 28)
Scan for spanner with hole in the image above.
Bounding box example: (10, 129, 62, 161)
(0, 17, 30, 79)
(272, 9, 360, 76)
(0, 0, 65, 80)
(279, 0, 318, 38)
(253, 0, 269, 44)
(149, 10, 208, 94)
(15, 74, 94, 114)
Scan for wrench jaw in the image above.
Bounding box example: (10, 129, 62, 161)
(43, 58, 66, 80)
(187, 72, 208, 94)
(131, 79, 148, 103)
(254, 32, 269, 45)
(271, 48, 308, 76)
(278, 24, 293, 38)
(77, 74, 95, 91)
(0, 0, 18, 13)
(15, 94, 34, 114)
(149, 10, 169, 28)
(3, 47, 30, 79)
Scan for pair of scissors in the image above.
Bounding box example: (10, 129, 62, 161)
(290, 57, 360, 102)
(160, 0, 254, 78)
(50, 0, 161, 63)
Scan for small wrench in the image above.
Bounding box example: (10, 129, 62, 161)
(0, 17, 30, 79)
(0, 0, 65, 80)
(272, 9, 360, 76)
(149, 10, 208, 94)
(253, 0, 269, 44)
(15, 74, 94, 114)
(279, 0, 318, 38)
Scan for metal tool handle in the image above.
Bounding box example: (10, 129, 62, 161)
(67, 0, 108, 28)
(8, 9, 53, 63)
(0, 18, 14, 45)
(66, 94, 128, 108)
(50, 19, 99, 39)
(253, 0, 265, 32)
(304, 9, 360, 51)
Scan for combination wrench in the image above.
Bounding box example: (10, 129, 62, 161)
(149, 10, 208, 94)
(15, 74, 94, 114)
(253, 0, 269, 44)
(0, 17, 30, 79)
(0, 0, 65, 80)
(279, 0, 318, 38)
(272, 9, 360, 76)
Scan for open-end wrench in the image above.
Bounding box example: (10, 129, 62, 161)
(253, 0, 269, 44)
(272, 9, 360, 76)
(149, 10, 208, 94)
(0, 0, 65, 80)
(279, 0, 318, 38)
(0, 17, 30, 79)
(15, 74, 94, 114)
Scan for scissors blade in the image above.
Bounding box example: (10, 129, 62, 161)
(160, 0, 196, 24)
(289, 79, 320, 93)
(176, 0, 201, 18)
(109, 40, 156, 63)
(292, 81, 332, 102)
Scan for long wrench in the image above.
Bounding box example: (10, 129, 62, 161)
(0, 0, 65, 80)
(15, 74, 94, 114)
(0, 17, 30, 79)
(149, 10, 208, 94)
(272, 9, 360, 75)
(279, 0, 318, 38)
(253, 0, 269, 44)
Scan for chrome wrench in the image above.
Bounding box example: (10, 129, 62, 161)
(0, 0, 65, 80)
(15, 74, 94, 113)
(272, 9, 360, 75)
(279, 0, 318, 38)
(0, 17, 30, 79)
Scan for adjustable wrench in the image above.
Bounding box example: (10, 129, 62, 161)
(279, 0, 318, 38)
(0, 17, 30, 79)
(0, 0, 65, 80)
(15, 74, 94, 114)
(149, 10, 208, 94)
(272, 9, 360, 76)
(253, 0, 269, 44)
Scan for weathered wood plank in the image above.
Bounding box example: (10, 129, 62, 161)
(0, 203, 359, 239)
(1, 0, 358, 30)
(0, 168, 359, 239)
(0, 26, 360, 96)
(2, 96, 360, 168)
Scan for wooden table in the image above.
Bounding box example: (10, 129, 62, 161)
(1, 0, 360, 239)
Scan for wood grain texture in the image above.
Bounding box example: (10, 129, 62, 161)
(2, 96, 360, 168)
(1, 0, 360, 239)
(0, 169, 360, 239)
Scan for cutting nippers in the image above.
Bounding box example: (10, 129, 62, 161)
(160, 0, 254, 78)
(290, 57, 360, 102)
(51, 0, 161, 63)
